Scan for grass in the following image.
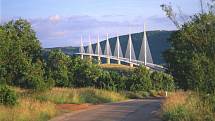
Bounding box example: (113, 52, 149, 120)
(0, 87, 127, 121)
(0, 98, 56, 121)
(162, 91, 215, 121)
(33, 88, 127, 104)
(100, 64, 134, 72)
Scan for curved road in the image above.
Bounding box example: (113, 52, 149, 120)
(51, 98, 162, 121)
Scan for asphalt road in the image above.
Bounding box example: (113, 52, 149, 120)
(51, 98, 163, 121)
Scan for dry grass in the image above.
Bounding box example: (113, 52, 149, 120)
(34, 88, 127, 104)
(0, 98, 57, 121)
(162, 91, 215, 121)
(100, 64, 133, 71)
(0, 87, 127, 121)
(162, 91, 188, 111)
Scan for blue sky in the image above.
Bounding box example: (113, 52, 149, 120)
(1, 0, 203, 47)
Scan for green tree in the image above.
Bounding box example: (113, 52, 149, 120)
(163, 13, 215, 93)
(109, 71, 126, 91)
(151, 71, 175, 91)
(46, 50, 70, 87)
(72, 58, 102, 87)
(127, 66, 152, 91)
(0, 19, 51, 91)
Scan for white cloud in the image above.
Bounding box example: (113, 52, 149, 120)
(53, 31, 67, 37)
(25, 15, 176, 48)
(49, 15, 61, 23)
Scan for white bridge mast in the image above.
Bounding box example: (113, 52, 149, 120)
(144, 23, 147, 66)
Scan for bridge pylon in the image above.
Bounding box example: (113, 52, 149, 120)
(105, 33, 111, 64)
(144, 23, 147, 66)
(87, 35, 93, 62)
(128, 33, 134, 67)
(96, 35, 101, 64)
(79, 36, 84, 59)
(116, 34, 121, 64)
(138, 23, 153, 66)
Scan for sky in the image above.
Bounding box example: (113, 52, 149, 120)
(0, 0, 204, 48)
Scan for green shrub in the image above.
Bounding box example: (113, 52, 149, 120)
(149, 90, 158, 97)
(0, 85, 18, 106)
(46, 50, 70, 87)
(109, 71, 126, 91)
(163, 105, 190, 121)
(96, 71, 116, 90)
(125, 91, 144, 99)
(138, 91, 150, 97)
(127, 66, 152, 91)
(151, 71, 175, 91)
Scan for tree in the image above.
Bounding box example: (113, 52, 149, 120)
(151, 71, 175, 91)
(163, 10, 215, 93)
(71, 57, 102, 87)
(0, 19, 51, 91)
(126, 66, 152, 92)
(46, 50, 70, 87)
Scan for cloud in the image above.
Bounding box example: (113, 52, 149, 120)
(53, 31, 67, 37)
(49, 15, 61, 23)
(2, 15, 176, 48)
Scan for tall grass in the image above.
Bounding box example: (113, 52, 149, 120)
(33, 88, 127, 104)
(0, 98, 56, 121)
(0, 87, 127, 121)
(162, 91, 215, 121)
(0, 87, 126, 121)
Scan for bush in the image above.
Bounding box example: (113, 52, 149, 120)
(163, 105, 190, 121)
(125, 91, 144, 99)
(137, 91, 150, 97)
(126, 66, 152, 91)
(46, 50, 70, 87)
(149, 90, 158, 97)
(0, 85, 18, 106)
(151, 71, 175, 91)
(108, 71, 126, 91)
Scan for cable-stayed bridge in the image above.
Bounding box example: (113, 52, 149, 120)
(75, 24, 166, 71)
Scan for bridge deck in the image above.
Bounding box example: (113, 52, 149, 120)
(75, 53, 166, 71)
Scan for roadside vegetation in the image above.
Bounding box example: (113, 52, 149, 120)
(161, 0, 215, 120)
(162, 92, 215, 121)
(32, 88, 127, 104)
(0, 87, 126, 121)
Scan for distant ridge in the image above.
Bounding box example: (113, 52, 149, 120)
(45, 30, 174, 65)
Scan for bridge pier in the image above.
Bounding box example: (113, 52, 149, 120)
(106, 57, 110, 64)
(80, 54, 84, 60)
(117, 59, 121, 64)
(89, 55, 92, 63)
(129, 63, 133, 67)
(98, 56, 101, 64)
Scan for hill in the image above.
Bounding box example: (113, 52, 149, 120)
(45, 30, 174, 64)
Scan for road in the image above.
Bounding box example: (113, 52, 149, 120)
(50, 98, 163, 121)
